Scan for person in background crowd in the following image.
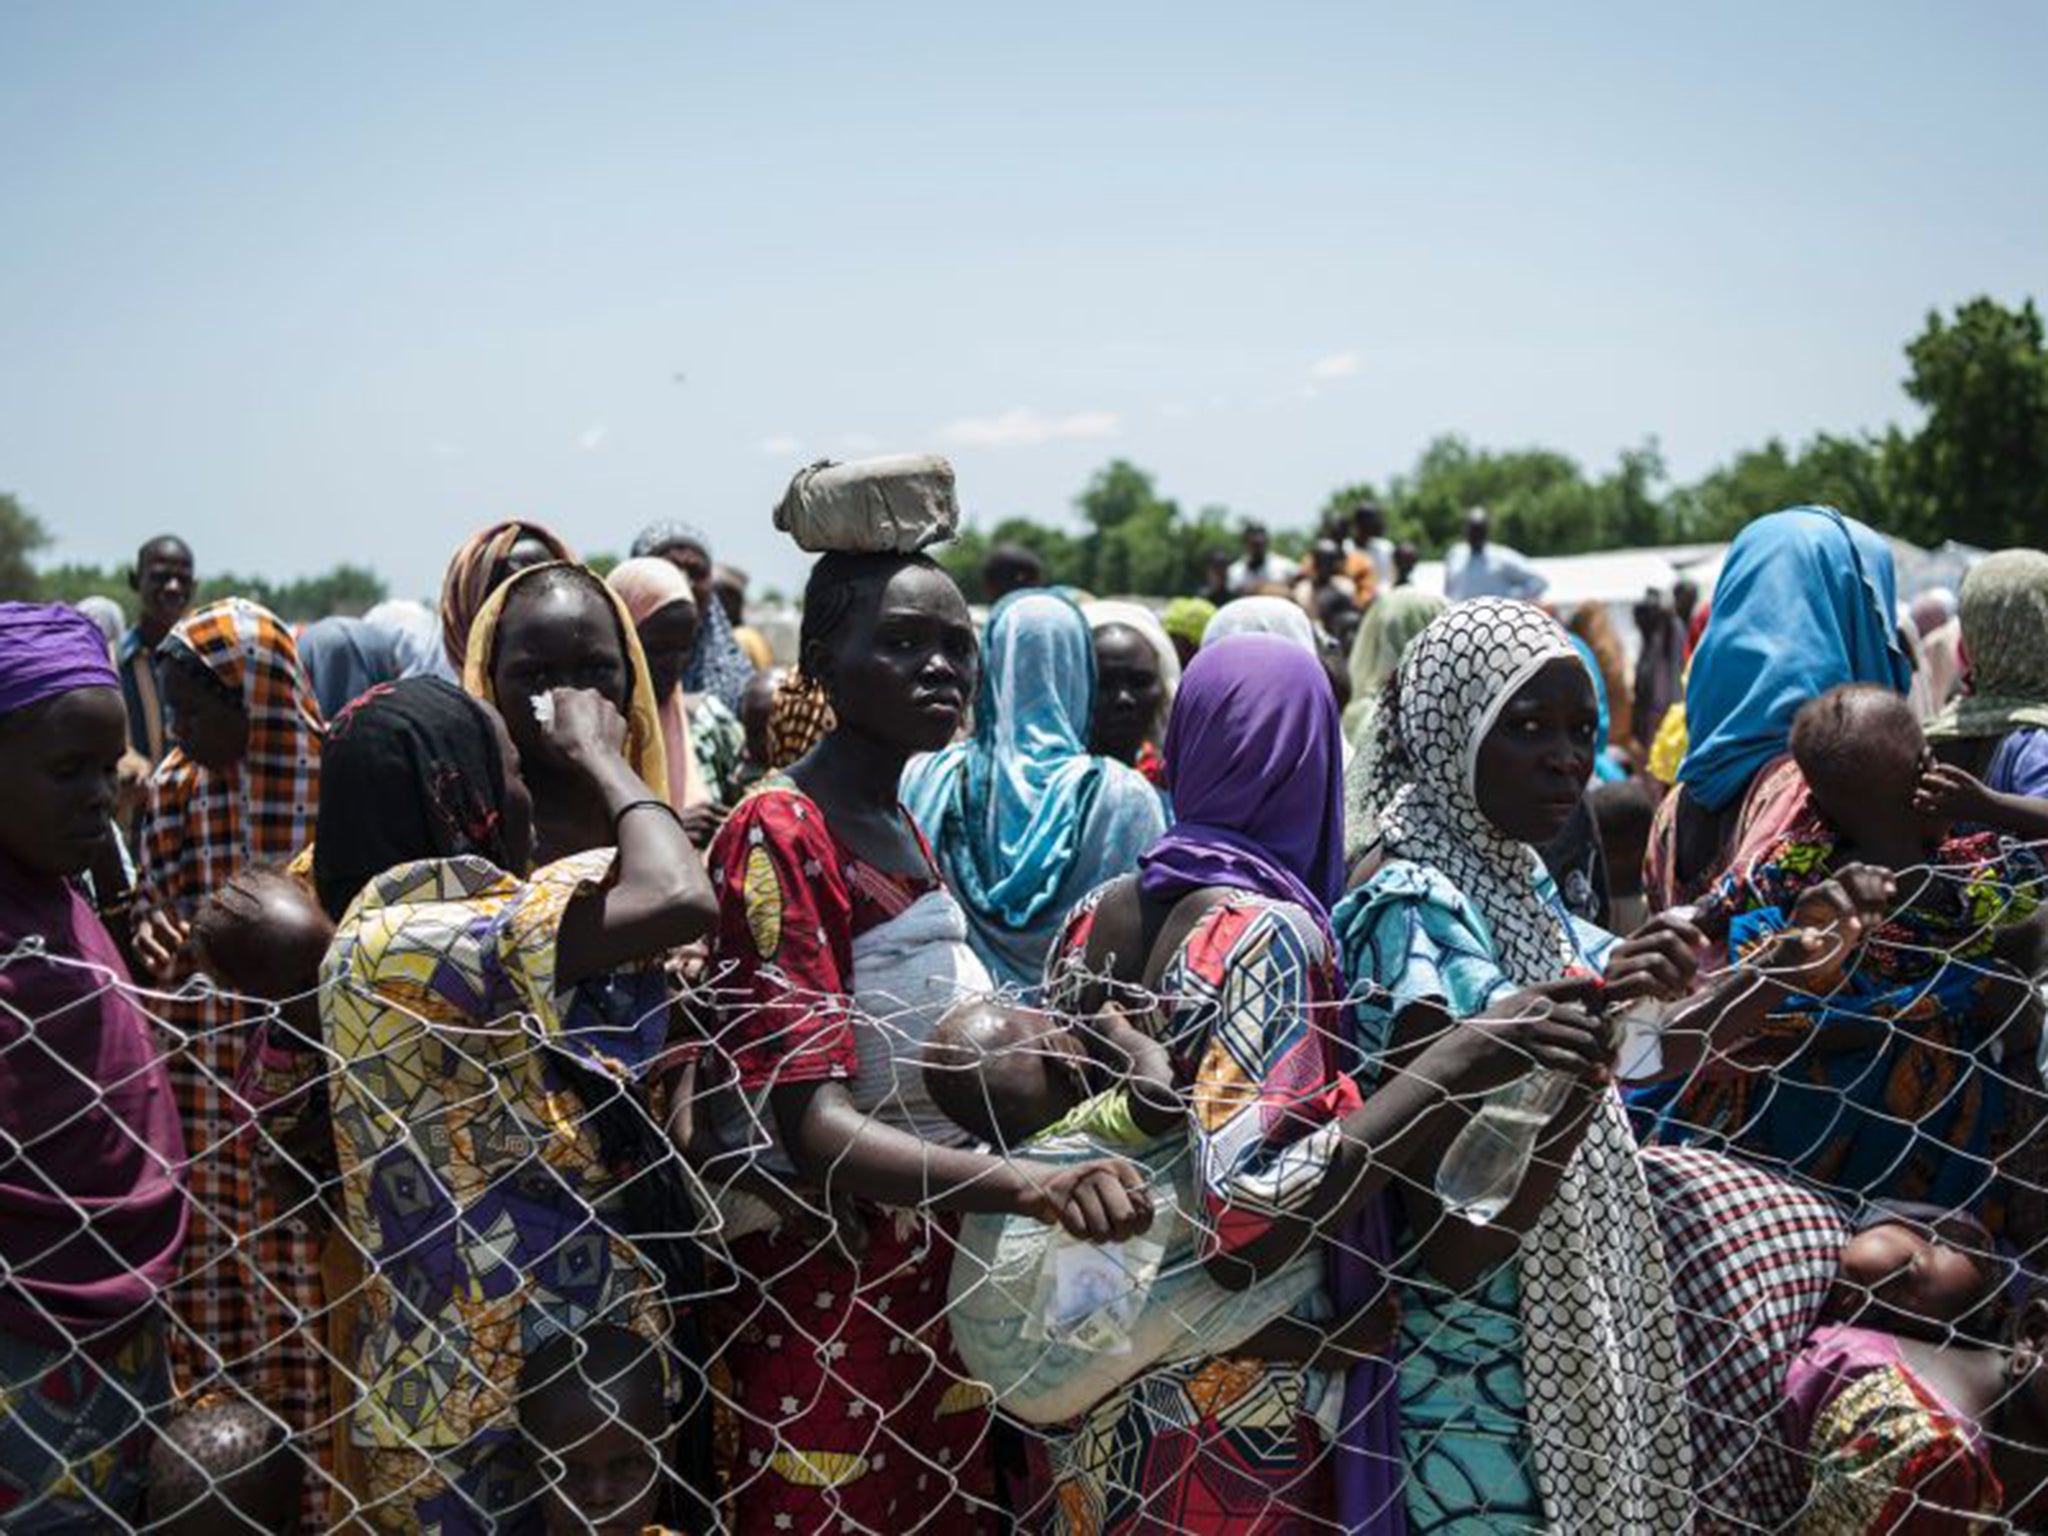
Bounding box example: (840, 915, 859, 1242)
(1344, 587, 1447, 744)
(1632, 587, 1689, 764)
(1645, 507, 1910, 910)
(1351, 499, 1397, 594)
(734, 666, 779, 794)
(1159, 595, 1216, 669)
(130, 597, 326, 1456)
(294, 614, 405, 720)
(763, 663, 835, 772)
(316, 674, 715, 1534)
(517, 1327, 680, 1536)
(1928, 547, 2048, 798)
(704, 547, 1148, 1534)
(1199, 547, 1233, 608)
(463, 561, 671, 863)
(904, 590, 1166, 990)
(437, 519, 573, 680)
(715, 562, 775, 672)
(1203, 592, 1320, 654)
(1081, 599, 1180, 792)
(607, 556, 744, 845)
(0, 604, 187, 1532)
(1335, 598, 1872, 1533)
(1294, 537, 1357, 619)
(1443, 507, 1546, 603)
(1672, 574, 1703, 654)
(1392, 540, 1420, 588)
(1225, 520, 1283, 596)
(361, 597, 453, 682)
(982, 542, 1047, 603)
(76, 593, 126, 651)
(1568, 602, 1636, 758)
(118, 534, 195, 765)
(631, 521, 756, 711)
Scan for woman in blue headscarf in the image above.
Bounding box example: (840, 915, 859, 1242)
(1645, 506, 1910, 909)
(902, 589, 1166, 990)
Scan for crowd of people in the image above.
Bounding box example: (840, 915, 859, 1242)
(1, 475, 2045, 1535)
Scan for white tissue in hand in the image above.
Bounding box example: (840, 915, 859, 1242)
(530, 693, 555, 728)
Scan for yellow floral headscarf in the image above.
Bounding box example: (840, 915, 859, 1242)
(460, 560, 670, 804)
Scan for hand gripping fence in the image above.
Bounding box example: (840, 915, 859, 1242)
(1, 842, 2045, 1534)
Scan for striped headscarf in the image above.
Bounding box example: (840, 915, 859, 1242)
(139, 598, 324, 922)
(438, 519, 574, 678)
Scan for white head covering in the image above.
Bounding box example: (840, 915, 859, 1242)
(74, 596, 125, 650)
(1201, 595, 1316, 655)
(1080, 600, 1181, 707)
(1361, 595, 1693, 1532)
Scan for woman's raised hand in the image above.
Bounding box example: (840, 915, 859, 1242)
(1772, 863, 1896, 971)
(1417, 975, 1614, 1096)
(536, 686, 629, 768)
(1014, 1157, 1155, 1243)
(1603, 911, 1706, 1004)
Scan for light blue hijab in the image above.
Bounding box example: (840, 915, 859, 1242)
(1680, 506, 1910, 812)
(902, 589, 1165, 990)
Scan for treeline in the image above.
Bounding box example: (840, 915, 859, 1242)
(940, 295, 2048, 596)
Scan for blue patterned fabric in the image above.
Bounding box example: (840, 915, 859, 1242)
(0, 1321, 168, 1531)
(1334, 858, 1616, 1532)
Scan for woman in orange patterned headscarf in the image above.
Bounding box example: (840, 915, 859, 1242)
(437, 518, 574, 678)
(132, 596, 328, 1516)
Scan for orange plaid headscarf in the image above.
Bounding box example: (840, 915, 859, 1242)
(438, 520, 574, 678)
(138, 598, 325, 922)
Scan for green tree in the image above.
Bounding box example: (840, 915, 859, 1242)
(1892, 296, 2048, 547)
(195, 564, 388, 622)
(1667, 432, 1897, 542)
(35, 562, 133, 616)
(0, 493, 51, 600)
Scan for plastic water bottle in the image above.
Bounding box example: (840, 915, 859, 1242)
(1433, 1068, 1578, 1226)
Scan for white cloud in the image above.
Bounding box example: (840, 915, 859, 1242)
(758, 433, 801, 455)
(1299, 383, 1321, 401)
(940, 408, 1121, 449)
(1308, 350, 1361, 380)
(577, 423, 608, 452)
(838, 431, 880, 452)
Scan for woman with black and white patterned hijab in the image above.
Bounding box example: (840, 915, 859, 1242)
(1333, 598, 1714, 1533)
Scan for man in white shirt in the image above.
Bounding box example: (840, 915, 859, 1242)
(1349, 501, 1397, 593)
(1444, 507, 1546, 603)
(1225, 522, 1285, 596)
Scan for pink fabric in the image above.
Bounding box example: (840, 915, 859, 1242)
(1783, 1325, 1984, 1460)
(605, 557, 710, 809)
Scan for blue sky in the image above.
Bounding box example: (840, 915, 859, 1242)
(3, 1, 2043, 599)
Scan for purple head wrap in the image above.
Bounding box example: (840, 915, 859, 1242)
(0, 602, 121, 719)
(1139, 634, 1345, 933)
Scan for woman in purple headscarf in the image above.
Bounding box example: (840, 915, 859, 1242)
(0, 603, 187, 1530)
(1036, 634, 1569, 1535)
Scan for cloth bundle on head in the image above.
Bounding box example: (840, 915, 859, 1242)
(439, 519, 574, 677)
(1159, 596, 1216, 655)
(142, 598, 324, 921)
(1202, 594, 1318, 655)
(313, 677, 513, 920)
(605, 557, 711, 810)
(0, 601, 121, 717)
(461, 561, 670, 805)
(1679, 507, 1909, 812)
(1079, 599, 1181, 707)
(902, 589, 1165, 988)
(1140, 633, 1345, 935)
(773, 454, 959, 554)
(1927, 547, 2048, 741)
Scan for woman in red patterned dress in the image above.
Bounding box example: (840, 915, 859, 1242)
(703, 550, 1150, 1534)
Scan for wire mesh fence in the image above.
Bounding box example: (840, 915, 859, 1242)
(3, 838, 2046, 1534)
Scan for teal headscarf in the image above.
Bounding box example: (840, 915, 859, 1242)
(1679, 506, 1910, 812)
(903, 590, 1166, 988)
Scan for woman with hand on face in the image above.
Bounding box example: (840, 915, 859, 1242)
(0, 604, 186, 1531)
(460, 561, 672, 864)
(606, 557, 746, 849)
(1334, 599, 1891, 1533)
(131, 597, 327, 1436)
(314, 676, 717, 1534)
(703, 550, 1151, 1534)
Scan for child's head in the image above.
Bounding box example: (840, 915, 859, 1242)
(517, 1325, 669, 1536)
(192, 866, 335, 1038)
(148, 1398, 301, 1534)
(1791, 684, 1941, 854)
(923, 999, 1089, 1153)
(1830, 1205, 2002, 1339)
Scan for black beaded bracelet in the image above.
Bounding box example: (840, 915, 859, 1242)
(611, 797, 685, 840)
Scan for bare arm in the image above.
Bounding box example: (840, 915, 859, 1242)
(1917, 762, 2048, 843)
